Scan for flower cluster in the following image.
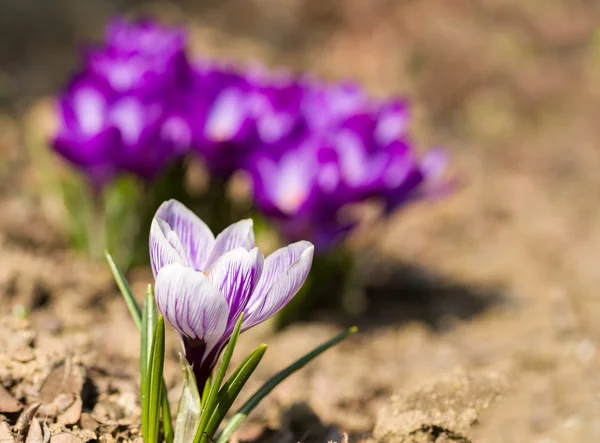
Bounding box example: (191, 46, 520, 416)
(53, 18, 193, 189)
(150, 199, 314, 387)
(52, 17, 449, 251)
(247, 82, 448, 250)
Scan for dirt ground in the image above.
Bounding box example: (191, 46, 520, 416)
(1, 1, 600, 442)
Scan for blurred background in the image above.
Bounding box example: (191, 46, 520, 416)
(1, 1, 600, 442)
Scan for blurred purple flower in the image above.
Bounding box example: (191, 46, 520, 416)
(150, 199, 314, 387)
(53, 72, 192, 187)
(53, 74, 121, 189)
(85, 18, 190, 95)
(52, 18, 193, 187)
(246, 95, 448, 251)
(190, 63, 304, 178)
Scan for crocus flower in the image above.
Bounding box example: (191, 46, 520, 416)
(53, 72, 192, 186)
(85, 17, 190, 96)
(246, 95, 447, 251)
(53, 73, 121, 190)
(150, 199, 314, 387)
(52, 18, 193, 187)
(190, 63, 305, 178)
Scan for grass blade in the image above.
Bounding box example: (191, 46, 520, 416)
(204, 344, 267, 438)
(201, 377, 211, 409)
(215, 326, 357, 443)
(141, 286, 157, 439)
(162, 385, 174, 443)
(105, 251, 142, 330)
(194, 314, 245, 443)
(105, 253, 172, 441)
(141, 285, 158, 379)
(146, 316, 166, 443)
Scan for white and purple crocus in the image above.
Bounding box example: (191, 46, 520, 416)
(149, 199, 314, 387)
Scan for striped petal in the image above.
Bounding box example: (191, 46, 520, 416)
(149, 217, 191, 278)
(244, 241, 314, 329)
(205, 219, 255, 268)
(155, 263, 228, 356)
(206, 247, 264, 334)
(155, 199, 215, 271)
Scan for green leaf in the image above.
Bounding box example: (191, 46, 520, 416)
(104, 251, 142, 330)
(215, 326, 357, 443)
(204, 345, 267, 438)
(162, 385, 174, 443)
(201, 376, 211, 409)
(141, 285, 158, 439)
(141, 286, 158, 378)
(194, 314, 245, 443)
(105, 254, 173, 442)
(145, 316, 166, 443)
(174, 356, 202, 443)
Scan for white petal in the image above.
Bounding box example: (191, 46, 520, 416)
(155, 263, 228, 354)
(205, 219, 255, 268)
(155, 199, 215, 271)
(150, 218, 191, 278)
(244, 242, 314, 329)
(207, 247, 264, 334)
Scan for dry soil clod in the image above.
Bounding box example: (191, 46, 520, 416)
(0, 385, 23, 413)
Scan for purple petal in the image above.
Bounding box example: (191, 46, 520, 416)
(421, 148, 447, 181)
(205, 220, 255, 268)
(244, 241, 314, 329)
(149, 218, 191, 278)
(155, 263, 228, 356)
(206, 247, 264, 334)
(155, 199, 215, 271)
(375, 100, 410, 145)
(204, 88, 249, 142)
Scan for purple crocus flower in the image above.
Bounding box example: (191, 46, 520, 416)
(53, 74, 121, 189)
(246, 94, 447, 251)
(190, 63, 305, 178)
(53, 72, 192, 187)
(150, 199, 314, 387)
(52, 18, 193, 187)
(85, 17, 190, 96)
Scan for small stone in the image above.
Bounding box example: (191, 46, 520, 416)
(0, 384, 23, 413)
(39, 361, 84, 405)
(12, 348, 35, 363)
(57, 396, 82, 426)
(80, 413, 99, 432)
(54, 394, 76, 412)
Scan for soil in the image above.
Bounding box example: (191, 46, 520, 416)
(1, 1, 600, 442)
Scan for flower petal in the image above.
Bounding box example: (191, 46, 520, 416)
(150, 218, 191, 278)
(155, 263, 228, 355)
(206, 247, 264, 334)
(155, 199, 215, 270)
(244, 241, 314, 329)
(205, 219, 255, 268)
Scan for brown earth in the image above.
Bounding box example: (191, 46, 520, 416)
(1, 1, 600, 442)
